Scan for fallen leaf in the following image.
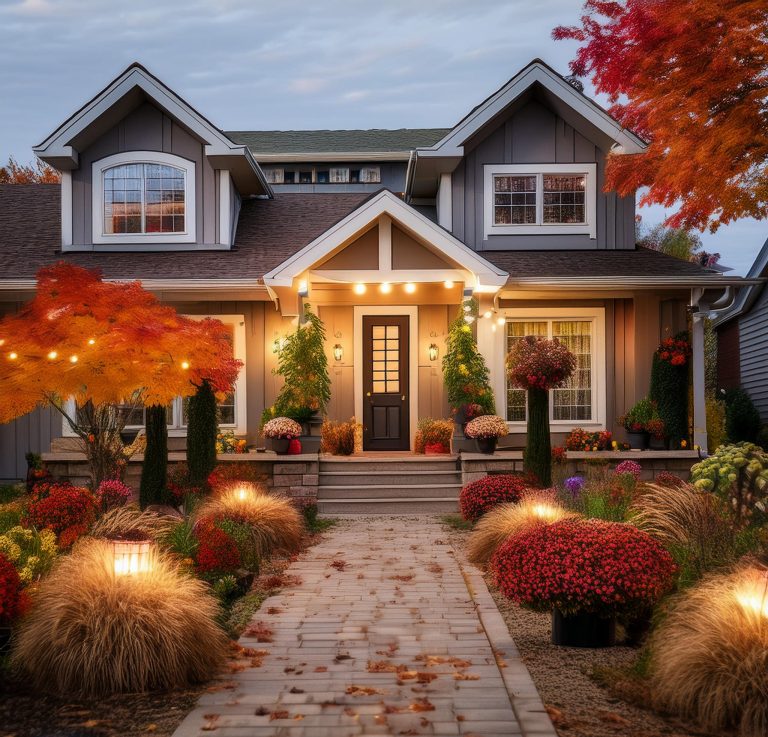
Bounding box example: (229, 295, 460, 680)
(82, 720, 100, 728)
(427, 563, 443, 574)
(345, 685, 383, 696)
(408, 698, 435, 712)
(388, 574, 414, 582)
(335, 654, 352, 662)
(599, 711, 631, 727)
(269, 711, 289, 721)
(314, 666, 328, 672)
(145, 725, 157, 733)
(243, 622, 274, 643)
(331, 559, 348, 571)
(266, 607, 283, 615)
(453, 672, 480, 681)
(289, 686, 305, 694)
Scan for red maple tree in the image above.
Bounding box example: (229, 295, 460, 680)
(0, 156, 60, 184)
(0, 264, 241, 483)
(554, 0, 768, 231)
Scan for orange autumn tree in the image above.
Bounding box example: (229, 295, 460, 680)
(554, 0, 768, 231)
(0, 156, 60, 184)
(0, 264, 241, 485)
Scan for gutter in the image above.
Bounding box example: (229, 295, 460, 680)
(0, 278, 269, 292)
(502, 276, 763, 289)
(252, 151, 412, 163)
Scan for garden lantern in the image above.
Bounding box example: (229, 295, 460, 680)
(735, 573, 768, 619)
(111, 539, 153, 577)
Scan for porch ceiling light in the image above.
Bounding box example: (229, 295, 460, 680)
(428, 343, 439, 361)
(404, 283, 416, 294)
(497, 317, 506, 326)
(379, 282, 392, 294)
(444, 280, 454, 289)
(353, 283, 367, 295)
(297, 279, 308, 297)
(483, 310, 493, 319)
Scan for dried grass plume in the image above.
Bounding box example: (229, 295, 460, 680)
(467, 489, 578, 567)
(649, 564, 768, 736)
(11, 538, 228, 696)
(89, 504, 179, 542)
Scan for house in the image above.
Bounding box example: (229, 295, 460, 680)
(0, 60, 748, 483)
(714, 237, 768, 421)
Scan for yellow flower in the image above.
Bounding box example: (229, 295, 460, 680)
(611, 440, 618, 449)
(681, 439, 688, 448)
(0, 537, 21, 561)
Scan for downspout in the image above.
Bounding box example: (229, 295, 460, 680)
(404, 149, 416, 203)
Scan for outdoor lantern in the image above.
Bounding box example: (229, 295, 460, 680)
(272, 337, 283, 354)
(112, 539, 153, 577)
(334, 343, 343, 362)
(735, 575, 768, 618)
(428, 343, 439, 361)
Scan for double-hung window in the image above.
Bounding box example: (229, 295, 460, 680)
(501, 309, 605, 428)
(484, 163, 596, 238)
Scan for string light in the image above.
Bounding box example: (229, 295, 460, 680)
(69, 355, 78, 363)
(0, 339, 4, 346)
(181, 361, 190, 370)
(444, 281, 454, 289)
(8, 352, 17, 360)
(404, 283, 416, 294)
(353, 283, 367, 295)
(47, 351, 57, 360)
(87, 338, 96, 345)
(379, 282, 392, 294)
(483, 311, 493, 319)
(497, 317, 505, 326)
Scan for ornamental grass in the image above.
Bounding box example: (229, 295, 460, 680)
(194, 483, 303, 559)
(89, 504, 179, 543)
(11, 539, 228, 696)
(467, 489, 578, 567)
(459, 473, 532, 522)
(649, 565, 768, 737)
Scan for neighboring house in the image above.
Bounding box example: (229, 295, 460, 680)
(0, 60, 748, 480)
(714, 237, 768, 421)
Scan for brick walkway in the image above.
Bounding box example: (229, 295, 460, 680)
(174, 518, 555, 737)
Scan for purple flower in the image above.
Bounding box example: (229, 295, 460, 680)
(564, 476, 585, 498)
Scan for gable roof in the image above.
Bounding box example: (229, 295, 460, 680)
(263, 189, 508, 292)
(228, 129, 450, 162)
(417, 59, 647, 160)
(33, 63, 272, 197)
(712, 236, 768, 326)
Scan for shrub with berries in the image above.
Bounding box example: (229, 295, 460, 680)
(491, 518, 677, 616)
(193, 521, 242, 577)
(25, 482, 97, 547)
(95, 479, 132, 512)
(459, 474, 531, 522)
(0, 552, 28, 624)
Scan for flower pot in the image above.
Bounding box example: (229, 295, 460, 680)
(551, 609, 616, 648)
(626, 431, 649, 450)
(648, 435, 667, 450)
(270, 437, 292, 455)
(425, 442, 450, 455)
(475, 437, 498, 455)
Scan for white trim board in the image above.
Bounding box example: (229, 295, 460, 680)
(353, 306, 419, 450)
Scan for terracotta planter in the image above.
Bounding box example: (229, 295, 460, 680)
(626, 431, 649, 450)
(475, 437, 498, 455)
(551, 609, 616, 648)
(270, 437, 292, 455)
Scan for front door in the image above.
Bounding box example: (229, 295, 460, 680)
(362, 315, 410, 451)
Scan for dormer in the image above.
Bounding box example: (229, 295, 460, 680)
(34, 63, 272, 252)
(407, 59, 647, 251)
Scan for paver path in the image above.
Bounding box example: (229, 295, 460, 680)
(174, 517, 555, 737)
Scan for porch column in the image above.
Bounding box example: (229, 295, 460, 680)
(690, 289, 708, 452)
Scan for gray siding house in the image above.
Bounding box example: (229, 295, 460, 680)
(0, 60, 747, 481)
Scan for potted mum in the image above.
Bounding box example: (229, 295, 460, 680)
(492, 518, 676, 648)
(619, 397, 655, 449)
(464, 415, 509, 454)
(414, 418, 454, 455)
(263, 417, 302, 455)
(507, 336, 576, 486)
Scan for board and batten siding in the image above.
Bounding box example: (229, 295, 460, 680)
(738, 285, 768, 421)
(451, 98, 635, 251)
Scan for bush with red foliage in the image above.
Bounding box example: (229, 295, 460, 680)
(459, 474, 531, 522)
(194, 521, 241, 576)
(207, 462, 266, 492)
(492, 518, 676, 617)
(654, 470, 686, 488)
(25, 482, 96, 547)
(0, 552, 28, 624)
(95, 478, 132, 512)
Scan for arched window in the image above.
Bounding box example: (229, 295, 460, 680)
(93, 152, 195, 244)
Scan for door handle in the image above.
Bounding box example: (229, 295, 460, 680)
(402, 395, 405, 401)
(366, 392, 371, 397)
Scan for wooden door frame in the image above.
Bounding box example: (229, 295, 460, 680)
(354, 306, 418, 450)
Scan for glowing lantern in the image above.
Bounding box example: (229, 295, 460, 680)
(428, 343, 439, 361)
(735, 576, 768, 619)
(111, 539, 153, 576)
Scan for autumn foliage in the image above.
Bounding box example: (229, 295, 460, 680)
(0, 263, 242, 422)
(555, 1, 768, 230)
(0, 156, 60, 184)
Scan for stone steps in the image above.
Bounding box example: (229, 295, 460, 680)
(319, 469, 461, 486)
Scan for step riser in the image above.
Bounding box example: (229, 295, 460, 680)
(318, 500, 459, 514)
(319, 472, 461, 486)
(318, 486, 461, 500)
(320, 460, 458, 473)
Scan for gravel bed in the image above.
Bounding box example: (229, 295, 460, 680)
(444, 523, 722, 737)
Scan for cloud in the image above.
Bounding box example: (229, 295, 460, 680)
(341, 90, 370, 102)
(289, 77, 330, 94)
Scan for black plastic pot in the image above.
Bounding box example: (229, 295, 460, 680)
(626, 431, 649, 450)
(648, 435, 667, 450)
(551, 609, 616, 648)
(271, 437, 292, 455)
(476, 437, 498, 455)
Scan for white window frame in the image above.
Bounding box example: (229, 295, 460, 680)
(495, 307, 606, 432)
(92, 151, 197, 245)
(483, 163, 596, 239)
(62, 314, 246, 438)
(360, 166, 381, 183)
(264, 167, 284, 184)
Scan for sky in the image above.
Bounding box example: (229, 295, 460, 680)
(0, 0, 764, 274)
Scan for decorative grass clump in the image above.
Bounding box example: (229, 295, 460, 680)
(89, 504, 179, 542)
(195, 483, 303, 558)
(11, 539, 228, 696)
(467, 490, 578, 567)
(649, 565, 768, 736)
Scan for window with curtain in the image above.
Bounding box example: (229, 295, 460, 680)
(505, 319, 594, 422)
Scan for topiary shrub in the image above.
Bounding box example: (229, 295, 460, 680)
(491, 518, 677, 616)
(690, 442, 768, 529)
(459, 474, 531, 522)
(724, 387, 761, 444)
(11, 539, 228, 696)
(140, 403, 168, 509)
(186, 380, 218, 487)
(649, 565, 768, 736)
(650, 333, 691, 448)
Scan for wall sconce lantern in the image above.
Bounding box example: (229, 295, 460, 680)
(428, 343, 439, 361)
(333, 343, 343, 362)
(272, 337, 285, 354)
(111, 539, 153, 577)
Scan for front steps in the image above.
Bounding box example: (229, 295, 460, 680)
(317, 456, 462, 514)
